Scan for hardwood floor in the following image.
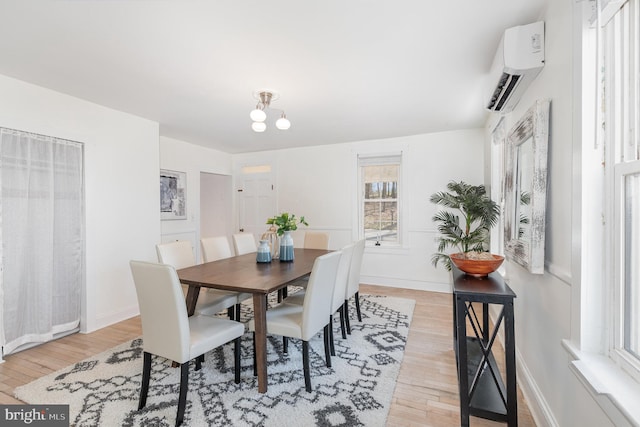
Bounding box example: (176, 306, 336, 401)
(0, 285, 536, 426)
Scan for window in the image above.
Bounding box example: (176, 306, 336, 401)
(358, 154, 401, 246)
(602, 0, 640, 376)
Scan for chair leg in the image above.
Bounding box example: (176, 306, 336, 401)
(227, 306, 234, 320)
(176, 362, 189, 427)
(323, 325, 332, 368)
(138, 352, 152, 410)
(195, 354, 204, 371)
(329, 315, 336, 357)
(252, 332, 257, 377)
(355, 291, 362, 322)
(302, 341, 312, 392)
(277, 289, 283, 303)
(339, 305, 347, 339)
(235, 303, 241, 322)
(283, 336, 288, 354)
(344, 299, 352, 335)
(234, 337, 241, 384)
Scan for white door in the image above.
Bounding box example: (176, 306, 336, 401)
(237, 167, 276, 239)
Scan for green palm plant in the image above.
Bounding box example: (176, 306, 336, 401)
(430, 181, 500, 270)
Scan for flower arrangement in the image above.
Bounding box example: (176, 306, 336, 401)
(266, 212, 308, 236)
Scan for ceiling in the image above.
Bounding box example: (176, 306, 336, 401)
(0, 1, 547, 154)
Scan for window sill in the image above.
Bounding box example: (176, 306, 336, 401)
(364, 244, 410, 255)
(562, 339, 640, 426)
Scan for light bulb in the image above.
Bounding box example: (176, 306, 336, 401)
(275, 116, 291, 130)
(251, 122, 266, 132)
(250, 108, 266, 122)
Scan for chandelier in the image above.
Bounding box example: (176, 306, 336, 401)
(249, 90, 291, 132)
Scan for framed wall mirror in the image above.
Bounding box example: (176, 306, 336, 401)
(503, 99, 550, 274)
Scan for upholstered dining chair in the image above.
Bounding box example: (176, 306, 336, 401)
(200, 236, 233, 261)
(232, 233, 257, 255)
(156, 241, 238, 320)
(344, 239, 365, 334)
(278, 231, 330, 302)
(248, 250, 342, 392)
(200, 236, 252, 321)
(286, 241, 355, 352)
(129, 261, 244, 427)
(303, 231, 330, 250)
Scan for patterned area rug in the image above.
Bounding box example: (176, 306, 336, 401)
(15, 294, 415, 427)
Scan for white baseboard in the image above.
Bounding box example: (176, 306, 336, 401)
(83, 305, 140, 334)
(516, 347, 560, 427)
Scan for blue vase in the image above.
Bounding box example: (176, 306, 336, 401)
(256, 240, 272, 263)
(279, 231, 294, 262)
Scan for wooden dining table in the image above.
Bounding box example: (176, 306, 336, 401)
(176, 248, 330, 393)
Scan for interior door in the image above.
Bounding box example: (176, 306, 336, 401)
(237, 166, 275, 239)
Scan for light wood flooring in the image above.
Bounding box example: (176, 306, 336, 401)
(0, 285, 536, 426)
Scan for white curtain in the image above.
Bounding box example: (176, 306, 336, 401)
(0, 128, 84, 356)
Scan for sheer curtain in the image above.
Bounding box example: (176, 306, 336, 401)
(0, 128, 84, 356)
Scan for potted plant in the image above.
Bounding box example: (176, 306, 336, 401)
(266, 213, 308, 261)
(430, 181, 502, 276)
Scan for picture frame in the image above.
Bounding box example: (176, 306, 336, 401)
(503, 99, 550, 274)
(160, 169, 187, 220)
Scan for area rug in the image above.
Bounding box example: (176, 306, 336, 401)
(15, 294, 415, 427)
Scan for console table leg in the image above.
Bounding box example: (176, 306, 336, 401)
(456, 296, 470, 427)
(505, 300, 518, 426)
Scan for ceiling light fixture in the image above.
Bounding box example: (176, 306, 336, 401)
(250, 90, 291, 132)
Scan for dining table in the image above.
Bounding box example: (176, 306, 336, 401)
(176, 247, 330, 393)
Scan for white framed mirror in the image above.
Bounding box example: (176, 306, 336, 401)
(503, 99, 550, 274)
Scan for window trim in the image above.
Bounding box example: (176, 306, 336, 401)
(355, 151, 404, 248)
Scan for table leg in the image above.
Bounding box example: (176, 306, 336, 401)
(505, 301, 518, 426)
(456, 296, 470, 427)
(253, 293, 268, 393)
(185, 285, 201, 316)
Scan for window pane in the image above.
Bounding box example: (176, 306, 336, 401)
(363, 201, 381, 229)
(624, 172, 640, 358)
(360, 160, 400, 244)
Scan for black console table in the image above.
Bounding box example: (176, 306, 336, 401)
(452, 267, 517, 426)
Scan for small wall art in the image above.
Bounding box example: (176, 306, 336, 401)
(160, 169, 186, 220)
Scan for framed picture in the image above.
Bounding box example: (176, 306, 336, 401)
(160, 169, 186, 220)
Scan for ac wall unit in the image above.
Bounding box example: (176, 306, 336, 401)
(486, 21, 545, 113)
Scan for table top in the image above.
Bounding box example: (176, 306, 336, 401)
(452, 267, 516, 300)
(177, 248, 331, 294)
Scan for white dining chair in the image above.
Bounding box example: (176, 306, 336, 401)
(200, 236, 252, 321)
(286, 242, 355, 353)
(344, 239, 365, 334)
(232, 233, 257, 255)
(278, 231, 330, 302)
(129, 260, 244, 427)
(156, 241, 238, 320)
(248, 251, 342, 392)
(200, 236, 233, 261)
(303, 231, 330, 250)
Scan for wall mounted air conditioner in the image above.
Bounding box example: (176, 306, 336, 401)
(486, 21, 545, 113)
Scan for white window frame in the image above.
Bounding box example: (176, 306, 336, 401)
(356, 152, 403, 248)
(602, 0, 640, 382)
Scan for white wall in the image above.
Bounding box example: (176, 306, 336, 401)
(234, 129, 485, 293)
(0, 74, 160, 334)
(484, 2, 616, 426)
(159, 136, 232, 263)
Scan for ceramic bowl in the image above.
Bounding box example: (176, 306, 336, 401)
(449, 253, 505, 278)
